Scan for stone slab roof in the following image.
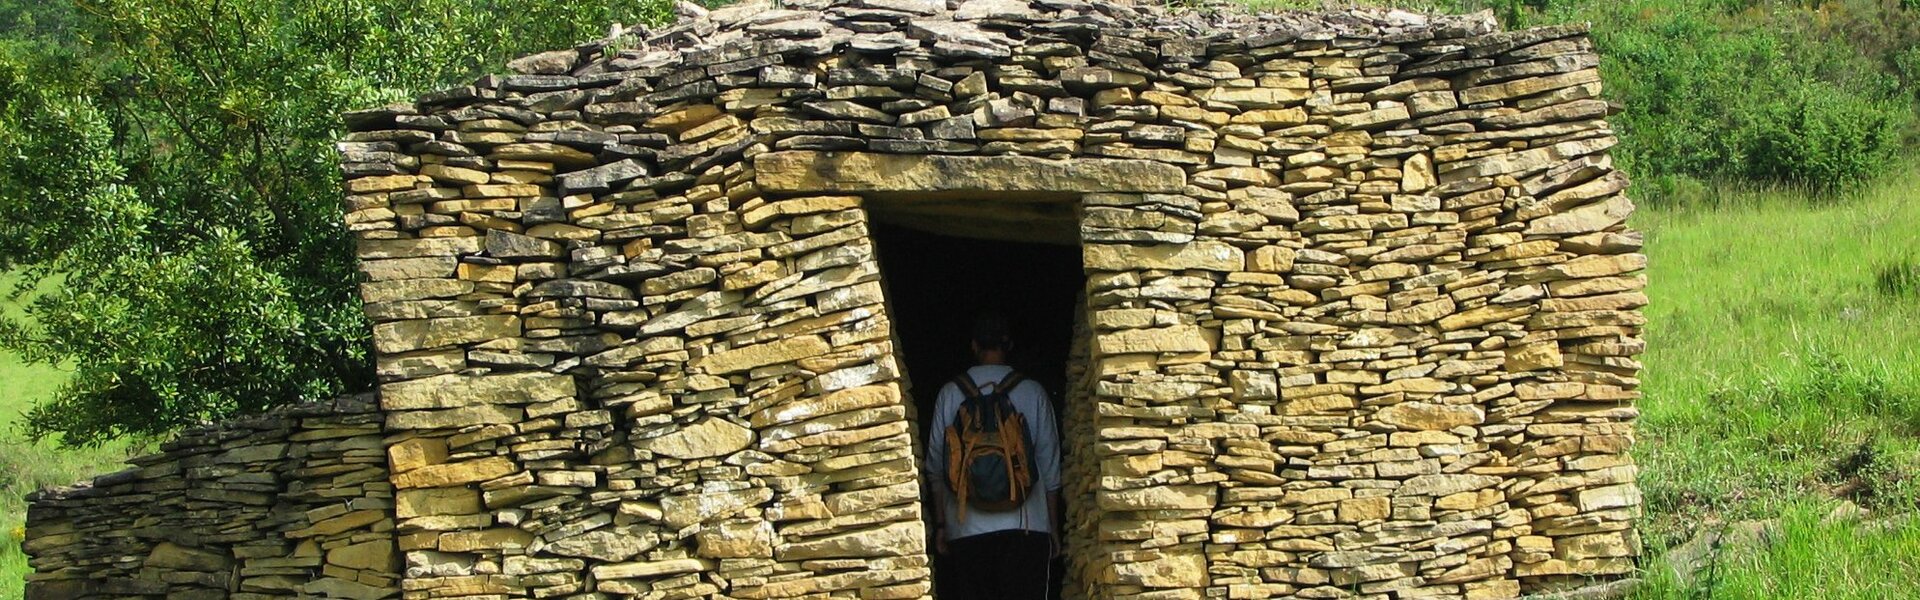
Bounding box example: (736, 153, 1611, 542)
(498, 0, 1502, 79)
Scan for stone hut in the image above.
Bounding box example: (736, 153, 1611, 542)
(24, 1, 1648, 599)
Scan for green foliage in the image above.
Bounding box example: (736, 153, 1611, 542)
(1236, 0, 1920, 197)
(1422, 0, 1920, 199)
(1745, 84, 1908, 190)
(1580, 1, 1913, 195)
(1897, 46, 1920, 96)
(0, 0, 674, 446)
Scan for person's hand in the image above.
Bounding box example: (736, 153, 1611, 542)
(935, 528, 949, 555)
(1049, 535, 1062, 559)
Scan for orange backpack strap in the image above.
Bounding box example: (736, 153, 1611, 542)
(992, 371, 1024, 395)
(953, 374, 982, 399)
(945, 423, 968, 523)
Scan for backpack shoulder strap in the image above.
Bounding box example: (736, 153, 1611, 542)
(993, 370, 1025, 395)
(952, 374, 982, 399)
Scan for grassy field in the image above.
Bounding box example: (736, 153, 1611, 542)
(1, 176, 1918, 597)
(0, 275, 134, 600)
(1629, 168, 1920, 597)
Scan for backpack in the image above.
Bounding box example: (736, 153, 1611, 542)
(943, 370, 1038, 521)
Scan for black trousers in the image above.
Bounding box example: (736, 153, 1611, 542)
(941, 530, 1054, 600)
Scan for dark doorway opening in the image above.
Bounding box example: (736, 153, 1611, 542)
(869, 216, 1084, 600)
(871, 222, 1083, 407)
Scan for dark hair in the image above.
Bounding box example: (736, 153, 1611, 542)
(970, 312, 1011, 352)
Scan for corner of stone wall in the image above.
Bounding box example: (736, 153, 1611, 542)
(341, 47, 932, 596)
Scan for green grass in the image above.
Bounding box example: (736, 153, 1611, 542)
(1629, 166, 1920, 598)
(1636, 504, 1920, 599)
(0, 274, 133, 600)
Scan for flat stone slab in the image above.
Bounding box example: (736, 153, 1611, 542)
(754, 151, 1187, 194)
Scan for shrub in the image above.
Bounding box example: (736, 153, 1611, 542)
(1743, 84, 1908, 191)
(1502, 0, 1920, 202)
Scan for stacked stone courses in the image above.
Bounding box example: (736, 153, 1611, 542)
(25, 396, 397, 599)
(25, 0, 1647, 598)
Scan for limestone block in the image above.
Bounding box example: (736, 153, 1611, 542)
(694, 335, 832, 374)
(634, 417, 754, 459)
(392, 457, 516, 489)
(1110, 551, 1207, 587)
(1084, 241, 1244, 272)
(696, 520, 776, 558)
(1095, 325, 1212, 355)
(1098, 485, 1217, 510)
(387, 437, 448, 473)
(775, 521, 922, 561)
(1374, 402, 1486, 431)
(371, 315, 520, 354)
(547, 529, 657, 562)
(145, 542, 231, 572)
(396, 487, 481, 518)
(380, 372, 575, 410)
(754, 152, 1187, 194)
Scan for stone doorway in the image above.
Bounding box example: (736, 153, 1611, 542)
(866, 198, 1087, 600)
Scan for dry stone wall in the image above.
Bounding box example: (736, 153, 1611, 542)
(23, 395, 396, 600)
(24, 1, 1647, 599)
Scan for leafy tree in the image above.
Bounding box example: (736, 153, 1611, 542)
(0, 0, 674, 446)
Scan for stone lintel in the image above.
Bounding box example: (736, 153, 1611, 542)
(753, 151, 1188, 195)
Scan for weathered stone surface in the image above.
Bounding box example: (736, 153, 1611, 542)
(380, 372, 575, 410)
(1375, 402, 1486, 430)
(635, 417, 753, 459)
(547, 529, 655, 562)
(371, 315, 520, 354)
(1111, 551, 1207, 588)
(1084, 241, 1245, 272)
(396, 487, 482, 518)
(146, 543, 231, 572)
(1095, 325, 1212, 355)
(693, 335, 832, 374)
(1399, 474, 1503, 497)
(776, 522, 922, 561)
(662, 487, 774, 530)
(387, 437, 448, 473)
(1098, 485, 1217, 510)
(1528, 194, 1634, 235)
(392, 457, 517, 489)
(696, 520, 775, 558)
(327, 540, 395, 571)
(592, 558, 716, 580)
(755, 152, 1186, 194)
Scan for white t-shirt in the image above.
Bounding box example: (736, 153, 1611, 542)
(925, 364, 1063, 541)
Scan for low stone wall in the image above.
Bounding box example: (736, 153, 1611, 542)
(22, 395, 396, 600)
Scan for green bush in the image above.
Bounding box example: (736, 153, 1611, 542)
(1489, 0, 1920, 201)
(1744, 84, 1908, 191)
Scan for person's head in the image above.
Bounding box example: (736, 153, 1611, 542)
(969, 311, 1011, 364)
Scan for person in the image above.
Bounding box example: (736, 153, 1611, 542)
(926, 312, 1063, 600)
